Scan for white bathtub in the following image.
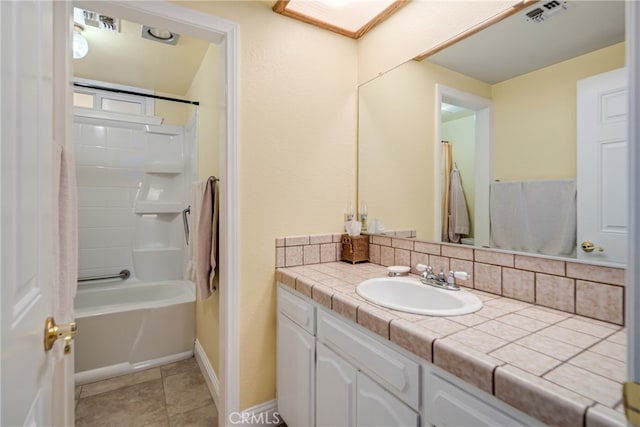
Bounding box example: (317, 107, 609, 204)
(74, 280, 196, 385)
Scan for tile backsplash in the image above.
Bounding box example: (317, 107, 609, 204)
(276, 233, 625, 326)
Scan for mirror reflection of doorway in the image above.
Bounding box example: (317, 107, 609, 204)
(436, 85, 492, 248)
(440, 103, 476, 244)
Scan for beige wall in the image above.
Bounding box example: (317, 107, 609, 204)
(155, 96, 192, 126)
(357, 1, 518, 85)
(185, 43, 221, 374)
(359, 61, 490, 240)
(180, 1, 358, 410)
(492, 42, 625, 180)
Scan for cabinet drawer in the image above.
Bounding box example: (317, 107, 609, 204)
(278, 284, 315, 334)
(424, 370, 532, 427)
(317, 309, 420, 410)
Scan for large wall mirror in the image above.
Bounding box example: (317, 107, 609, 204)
(358, 0, 626, 264)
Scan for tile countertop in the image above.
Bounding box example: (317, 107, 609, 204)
(276, 262, 628, 427)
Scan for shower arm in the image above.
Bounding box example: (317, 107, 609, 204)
(182, 206, 191, 245)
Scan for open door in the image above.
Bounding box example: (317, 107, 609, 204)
(576, 68, 628, 264)
(1, 1, 75, 425)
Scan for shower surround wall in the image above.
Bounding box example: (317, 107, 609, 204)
(74, 113, 194, 282)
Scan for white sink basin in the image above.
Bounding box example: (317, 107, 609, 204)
(356, 277, 482, 316)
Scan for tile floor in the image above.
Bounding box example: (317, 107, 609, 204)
(75, 357, 217, 426)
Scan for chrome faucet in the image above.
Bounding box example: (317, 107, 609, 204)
(416, 264, 470, 291)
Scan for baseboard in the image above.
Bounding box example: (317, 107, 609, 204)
(194, 339, 221, 412)
(194, 340, 281, 426)
(233, 399, 282, 427)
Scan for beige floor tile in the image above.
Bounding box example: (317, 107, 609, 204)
(164, 369, 214, 417)
(76, 379, 168, 427)
(161, 357, 199, 378)
(169, 403, 218, 427)
(76, 359, 217, 427)
(80, 368, 162, 398)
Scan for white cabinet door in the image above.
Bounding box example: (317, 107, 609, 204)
(277, 313, 315, 427)
(425, 372, 530, 427)
(316, 342, 357, 427)
(357, 371, 419, 427)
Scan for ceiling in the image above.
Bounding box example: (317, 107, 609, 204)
(427, 0, 625, 84)
(73, 16, 210, 95)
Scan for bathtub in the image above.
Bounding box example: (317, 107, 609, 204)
(74, 280, 196, 385)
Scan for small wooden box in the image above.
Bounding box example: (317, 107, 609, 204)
(341, 234, 369, 264)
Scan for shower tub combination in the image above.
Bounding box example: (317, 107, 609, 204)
(73, 107, 199, 385)
(74, 280, 196, 385)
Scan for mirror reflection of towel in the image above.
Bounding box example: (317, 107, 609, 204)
(490, 179, 576, 256)
(448, 168, 470, 243)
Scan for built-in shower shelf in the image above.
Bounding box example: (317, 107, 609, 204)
(145, 162, 183, 174)
(134, 201, 183, 214)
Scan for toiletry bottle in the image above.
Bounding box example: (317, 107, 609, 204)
(359, 202, 368, 232)
(345, 202, 354, 222)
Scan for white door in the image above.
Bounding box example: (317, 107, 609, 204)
(576, 68, 628, 263)
(1, 1, 74, 425)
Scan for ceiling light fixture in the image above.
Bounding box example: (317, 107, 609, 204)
(73, 23, 89, 59)
(140, 25, 180, 45)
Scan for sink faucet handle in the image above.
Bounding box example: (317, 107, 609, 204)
(453, 271, 471, 280)
(446, 271, 471, 290)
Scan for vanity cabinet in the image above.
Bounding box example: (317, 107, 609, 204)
(316, 342, 418, 427)
(276, 289, 315, 427)
(276, 283, 540, 427)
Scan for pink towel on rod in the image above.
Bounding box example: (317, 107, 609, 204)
(186, 177, 219, 300)
(52, 142, 78, 359)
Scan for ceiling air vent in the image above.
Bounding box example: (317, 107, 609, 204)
(525, 0, 569, 23)
(74, 7, 120, 32)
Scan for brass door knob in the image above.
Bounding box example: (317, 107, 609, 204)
(44, 316, 77, 354)
(581, 241, 604, 253)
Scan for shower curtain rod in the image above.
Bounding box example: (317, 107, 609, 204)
(73, 82, 200, 106)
